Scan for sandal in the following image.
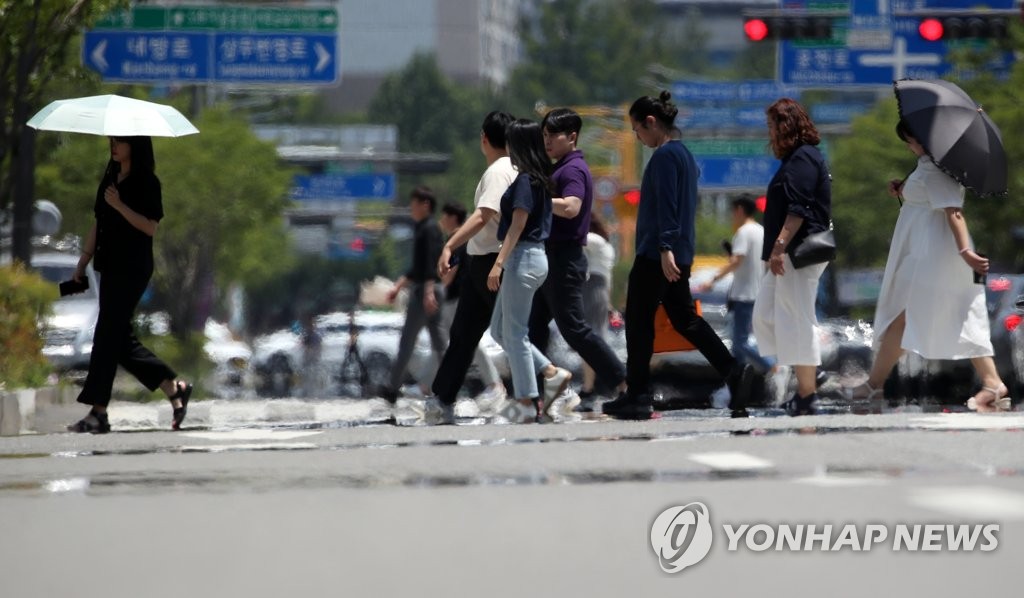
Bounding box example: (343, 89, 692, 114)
(783, 392, 818, 417)
(966, 384, 1011, 412)
(845, 382, 884, 415)
(170, 381, 194, 430)
(67, 410, 110, 434)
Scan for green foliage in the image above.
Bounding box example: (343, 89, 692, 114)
(506, 0, 694, 109)
(35, 134, 108, 238)
(368, 53, 484, 154)
(151, 106, 295, 335)
(0, 263, 53, 388)
(829, 98, 916, 269)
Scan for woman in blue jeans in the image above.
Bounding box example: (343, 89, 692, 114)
(488, 119, 572, 415)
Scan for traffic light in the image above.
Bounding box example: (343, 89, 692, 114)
(917, 12, 1014, 41)
(742, 13, 836, 41)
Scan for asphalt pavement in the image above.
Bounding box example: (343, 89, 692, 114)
(2, 398, 1023, 598)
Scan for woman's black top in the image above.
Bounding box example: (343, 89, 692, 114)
(93, 170, 164, 273)
(761, 144, 832, 262)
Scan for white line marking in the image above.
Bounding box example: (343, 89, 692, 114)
(181, 430, 322, 441)
(689, 451, 774, 471)
(908, 486, 1024, 521)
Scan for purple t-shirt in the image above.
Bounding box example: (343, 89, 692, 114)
(549, 150, 593, 245)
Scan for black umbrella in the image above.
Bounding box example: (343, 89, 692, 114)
(893, 78, 1007, 197)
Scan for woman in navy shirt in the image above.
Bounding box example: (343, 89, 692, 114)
(753, 98, 832, 416)
(488, 119, 572, 415)
(602, 91, 741, 420)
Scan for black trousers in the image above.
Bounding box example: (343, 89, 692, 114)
(624, 256, 735, 397)
(431, 252, 498, 404)
(528, 243, 626, 389)
(77, 268, 176, 407)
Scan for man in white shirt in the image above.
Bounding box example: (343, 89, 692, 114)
(705, 195, 773, 373)
(426, 111, 517, 422)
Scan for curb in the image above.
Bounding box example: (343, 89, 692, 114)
(0, 386, 78, 436)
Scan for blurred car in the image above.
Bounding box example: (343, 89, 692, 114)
(251, 310, 509, 397)
(890, 273, 1024, 402)
(1010, 294, 1024, 398)
(31, 251, 99, 369)
(202, 320, 255, 399)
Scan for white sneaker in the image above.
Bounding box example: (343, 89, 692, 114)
(474, 384, 509, 415)
(495, 398, 538, 424)
(552, 389, 582, 414)
(401, 397, 455, 426)
(542, 367, 572, 414)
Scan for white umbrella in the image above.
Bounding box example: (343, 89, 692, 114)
(27, 94, 199, 137)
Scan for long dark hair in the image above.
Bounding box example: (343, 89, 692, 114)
(629, 91, 678, 132)
(766, 99, 820, 159)
(104, 135, 156, 180)
(505, 119, 552, 191)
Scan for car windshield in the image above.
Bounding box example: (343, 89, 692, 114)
(36, 264, 98, 299)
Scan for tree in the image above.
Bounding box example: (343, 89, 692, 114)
(0, 0, 125, 263)
(506, 0, 696, 109)
(367, 52, 493, 210)
(150, 106, 294, 337)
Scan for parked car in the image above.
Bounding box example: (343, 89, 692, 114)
(31, 251, 99, 369)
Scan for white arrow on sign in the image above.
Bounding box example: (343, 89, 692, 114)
(373, 177, 386, 196)
(91, 39, 109, 71)
(858, 37, 941, 80)
(314, 43, 331, 73)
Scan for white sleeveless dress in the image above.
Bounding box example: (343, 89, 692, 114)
(873, 156, 993, 359)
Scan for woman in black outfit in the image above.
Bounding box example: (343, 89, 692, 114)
(68, 136, 192, 433)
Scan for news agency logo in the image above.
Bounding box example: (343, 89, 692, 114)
(651, 502, 1001, 575)
(649, 502, 714, 573)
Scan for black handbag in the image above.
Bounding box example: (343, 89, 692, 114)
(790, 222, 835, 269)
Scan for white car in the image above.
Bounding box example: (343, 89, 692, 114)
(251, 310, 512, 398)
(31, 251, 99, 369)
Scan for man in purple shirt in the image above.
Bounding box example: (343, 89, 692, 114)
(528, 108, 627, 410)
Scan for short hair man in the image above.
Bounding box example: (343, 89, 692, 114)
(380, 185, 446, 401)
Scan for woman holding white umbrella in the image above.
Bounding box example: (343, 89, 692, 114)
(67, 135, 192, 433)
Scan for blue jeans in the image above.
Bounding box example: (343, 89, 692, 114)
(731, 300, 774, 372)
(490, 243, 551, 399)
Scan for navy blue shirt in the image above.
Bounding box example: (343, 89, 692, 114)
(549, 150, 592, 245)
(635, 141, 699, 265)
(761, 144, 832, 262)
(498, 173, 552, 244)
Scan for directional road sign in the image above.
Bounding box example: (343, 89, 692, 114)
(290, 173, 396, 202)
(85, 4, 339, 85)
(779, 0, 1015, 87)
(695, 157, 780, 189)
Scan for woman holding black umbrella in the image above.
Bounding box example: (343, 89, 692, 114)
(68, 135, 192, 433)
(846, 121, 1008, 413)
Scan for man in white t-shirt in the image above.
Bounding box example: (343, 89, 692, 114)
(705, 195, 773, 373)
(425, 111, 518, 422)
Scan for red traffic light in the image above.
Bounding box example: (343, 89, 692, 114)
(744, 18, 770, 42)
(919, 18, 944, 41)
(624, 189, 641, 206)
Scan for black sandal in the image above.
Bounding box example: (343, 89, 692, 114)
(170, 381, 193, 431)
(67, 410, 111, 434)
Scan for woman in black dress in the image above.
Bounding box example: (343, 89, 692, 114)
(68, 136, 192, 433)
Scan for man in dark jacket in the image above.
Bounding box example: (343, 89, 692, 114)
(380, 186, 446, 402)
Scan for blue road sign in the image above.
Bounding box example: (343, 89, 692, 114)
(677, 106, 770, 130)
(670, 80, 801, 103)
(83, 31, 211, 81)
(779, 0, 1016, 87)
(810, 102, 872, 124)
(695, 157, 780, 189)
(291, 173, 395, 202)
(83, 30, 338, 84)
